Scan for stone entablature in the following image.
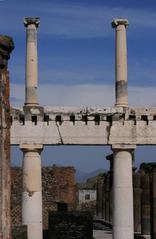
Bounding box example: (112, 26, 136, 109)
(11, 106, 156, 145)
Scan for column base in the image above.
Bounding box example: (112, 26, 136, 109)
(113, 226, 133, 239)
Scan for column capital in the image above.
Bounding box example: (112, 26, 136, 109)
(112, 18, 129, 28)
(0, 35, 14, 68)
(20, 144, 43, 152)
(24, 17, 40, 28)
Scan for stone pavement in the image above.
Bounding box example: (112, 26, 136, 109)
(93, 219, 112, 239)
(93, 230, 112, 239)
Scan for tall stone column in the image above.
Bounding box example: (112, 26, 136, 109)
(112, 18, 129, 107)
(112, 146, 135, 239)
(0, 36, 14, 239)
(24, 17, 40, 106)
(20, 144, 43, 239)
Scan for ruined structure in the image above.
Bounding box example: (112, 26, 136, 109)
(0, 36, 14, 239)
(77, 188, 97, 215)
(0, 16, 153, 239)
(11, 166, 76, 230)
(96, 163, 156, 238)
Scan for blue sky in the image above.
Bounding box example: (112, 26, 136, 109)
(2, 0, 156, 172)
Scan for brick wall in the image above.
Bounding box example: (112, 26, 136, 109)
(11, 165, 76, 229)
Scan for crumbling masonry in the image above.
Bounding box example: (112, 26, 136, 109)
(0, 36, 14, 239)
(11, 166, 76, 230)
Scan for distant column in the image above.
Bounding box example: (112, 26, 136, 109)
(105, 173, 110, 223)
(112, 18, 129, 107)
(133, 173, 141, 233)
(102, 176, 106, 219)
(106, 154, 114, 223)
(141, 173, 151, 236)
(24, 17, 40, 106)
(112, 146, 134, 239)
(96, 177, 103, 218)
(20, 144, 43, 239)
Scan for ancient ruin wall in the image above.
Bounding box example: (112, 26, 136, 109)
(0, 36, 14, 239)
(11, 166, 76, 229)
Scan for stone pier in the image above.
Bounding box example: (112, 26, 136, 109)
(0, 36, 14, 239)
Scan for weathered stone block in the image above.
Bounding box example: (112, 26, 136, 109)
(48, 211, 93, 239)
(12, 225, 27, 239)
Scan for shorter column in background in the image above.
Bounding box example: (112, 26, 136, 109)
(96, 177, 103, 219)
(133, 172, 141, 233)
(105, 173, 111, 223)
(20, 144, 43, 239)
(106, 154, 114, 224)
(102, 175, 106, 220)
(141, 173, 151, 237)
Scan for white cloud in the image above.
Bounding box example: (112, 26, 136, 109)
(10, 83, 156, 107)
(34, 4, 156, 38)
(1, 2, 156, 38)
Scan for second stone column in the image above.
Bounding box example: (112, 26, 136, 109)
(112, 146, 135, 239)
(20, 144, 43, 239)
